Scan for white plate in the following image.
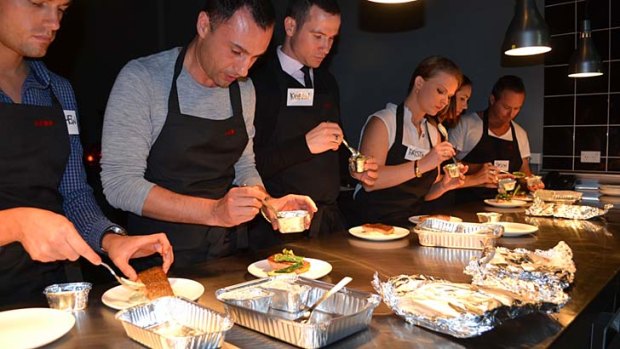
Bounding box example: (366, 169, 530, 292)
(348, 225, 410, 241)
(247, 258, 332, 279)
(600, 188, 620, 196)
(408, 215, 463, 225)
(600, 184, 620, 190)
(101, 278, 204, 310)
(484, 199, 528, 208)
(0, 308, 75, 348)
(485, 222, 538, 237)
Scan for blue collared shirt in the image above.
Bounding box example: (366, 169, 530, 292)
(0, 59, 114, 251)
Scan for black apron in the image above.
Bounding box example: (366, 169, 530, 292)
(356, 104, 438, 227)
(128, 47, 249, 269)
(0, 90, 70, 305)
(456, 110, 523, 202)
(256, 61, 342, 237)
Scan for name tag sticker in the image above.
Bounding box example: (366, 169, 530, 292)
(64, 110, 79, 135)
(286, 88, 314, 106)
(404, 146, 429, 161)
(494, 160, 510, 172)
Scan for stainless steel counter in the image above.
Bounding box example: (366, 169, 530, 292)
(4, 202, 620, 348)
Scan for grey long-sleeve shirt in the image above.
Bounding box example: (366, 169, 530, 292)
(101, 47, 263, 215)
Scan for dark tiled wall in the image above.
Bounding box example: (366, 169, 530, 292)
(543, 0, 620, 173)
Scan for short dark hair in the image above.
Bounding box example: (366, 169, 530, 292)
(407, 55, 463, 94)
(491, 75, 525, 100)
(204, 0, 275, 30)
(286, 0, 341, 27)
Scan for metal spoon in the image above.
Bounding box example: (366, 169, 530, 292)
(100, 262, 145, 290)
(435, 123, 459, 166)
(299, 276, 353, 324)
(341, 138, 359, 157)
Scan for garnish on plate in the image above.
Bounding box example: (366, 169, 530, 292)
(267, 249, 310, 275)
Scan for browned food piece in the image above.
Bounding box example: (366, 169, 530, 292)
(362, 223, 395, 235)
(418, 214, 451, 222)
(138, 266, 174, 300)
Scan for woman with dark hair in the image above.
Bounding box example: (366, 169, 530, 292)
(353, 56, 467, 227)
(436, 75, 472, 128)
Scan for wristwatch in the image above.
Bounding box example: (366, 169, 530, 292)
(100, 225, 128, 252)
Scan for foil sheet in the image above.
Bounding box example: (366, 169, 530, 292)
(216, 276, 380, 348)
(534, 190, 582, 203)
(260, 276, 311, 313)
(115, 296, 233, 349)
(526, 197, 612, 219)
(464, 242, 576, 307)
(372, 273, 539, 338)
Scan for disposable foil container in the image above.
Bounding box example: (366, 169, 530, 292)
(216, 286, 273, 313)
(414, 218, 503, 250)
(534, 189, 582, 203)
(259, 275, 311, 312)
(216, 277, 380, 348)
(372, 273, 540, 338)
(464, 242, 576, 307)
(115, 296, 233, 349)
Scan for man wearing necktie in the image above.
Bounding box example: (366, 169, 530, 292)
(250, 0, 378, 242)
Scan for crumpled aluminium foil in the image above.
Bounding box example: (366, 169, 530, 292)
(464, 241, 576, 307)
(525, 197, 612, 219)
(416, 218, 504, 236)
(372, 273, 539, 338)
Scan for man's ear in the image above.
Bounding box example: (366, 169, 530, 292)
(489, 94, 496, 106)
(197, 11, 211, 38)
(284, 16, 297, 37)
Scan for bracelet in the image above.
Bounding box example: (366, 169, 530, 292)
(414, 160, 421, 178)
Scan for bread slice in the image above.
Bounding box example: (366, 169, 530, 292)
(362, 223, 395, 235)
(137, 266, 174, 300)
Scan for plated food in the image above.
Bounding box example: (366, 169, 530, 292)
(348, 224, 410, 241)
(408, 214, 462, 224)
(267, 249, 310, 275)
(138, 266, 174, 300)
(101, 278, 204, 310)
(484, 199, 528, 208)
(248, 254, 332, 280)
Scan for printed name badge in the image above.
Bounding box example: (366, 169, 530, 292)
(494, 160, 510, 172)
(404, 146, 429, 161)
(64, 110, 79, 135)
(286, 88, 314, 106)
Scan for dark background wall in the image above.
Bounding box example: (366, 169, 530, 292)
(543, 0, 620, 174)
(45, 0, 549, 172)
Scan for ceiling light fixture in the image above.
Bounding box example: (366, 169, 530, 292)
(502, 0, 552, 56)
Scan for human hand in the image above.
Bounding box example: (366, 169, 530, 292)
(350, 156, 379, 187)
(427, 141, 456, 168)
(470, 163, 501, 188)
(267, 195, 317, 230)
(10, 207, 101, 264)
(102, 233, 174, 281)
(441, 164, 466, 191)
(212, 186, 265, 227)
(305, 122, 343, 154)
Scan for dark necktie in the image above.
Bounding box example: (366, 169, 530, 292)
(300, 66, 313, 88)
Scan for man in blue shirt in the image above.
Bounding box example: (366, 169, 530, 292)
(0, 0, 173, 305)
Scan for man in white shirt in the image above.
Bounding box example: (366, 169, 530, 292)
(449, 75, 536, 200)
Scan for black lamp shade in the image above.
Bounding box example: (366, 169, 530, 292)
(502, 0, 551, 56)
(568, 20, 603, 78)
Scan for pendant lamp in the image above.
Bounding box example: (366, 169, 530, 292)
(502, 0, 551, 56)
(366, 0, 418, 3)
(568, 19, 603, 77)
